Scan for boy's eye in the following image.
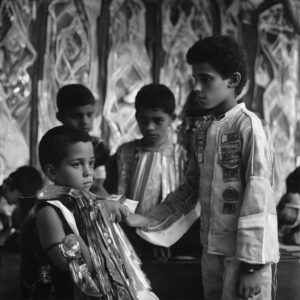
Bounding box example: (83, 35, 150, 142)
(87, 113, 94, 118)
(70, 113, 80, 118)
(71, 162, 80, 168)
(193, 76, 213, 85)
(89, 160, 95, 167)
(154, 119, 164, 124)
(200, 76, 213, 84)
(139, 118, 148, 124)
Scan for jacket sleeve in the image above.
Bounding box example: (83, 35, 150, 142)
(236, 119, 280, 264)
(145, 151, 200, 228)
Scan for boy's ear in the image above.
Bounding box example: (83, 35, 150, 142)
(227, 72, 241, 88)
(44, 164, 56, 182)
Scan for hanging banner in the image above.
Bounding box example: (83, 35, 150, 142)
(103, 0, 152, 154)
(39, 0, 101, 138)
(0, 0, 36, 182)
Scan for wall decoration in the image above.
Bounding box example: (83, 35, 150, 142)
(103, 0, 152, 153)
(255, 3, 299, 184)
(160, 0, 212, 117)
(0, 0, 35, 182)
(38, 0, 101, 138)
(218, 0, 265, 38)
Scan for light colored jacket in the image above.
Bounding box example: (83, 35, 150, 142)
(147, 103, 280, 264)
(116, 138, 187, 214)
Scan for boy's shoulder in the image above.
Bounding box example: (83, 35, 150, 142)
(117, 139, 141, 153)
(229, 103, 265, 132)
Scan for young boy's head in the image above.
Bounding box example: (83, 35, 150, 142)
(39, 126, 95, 191)
(135, 83, 175, 146)
(186, 35, 248, 111)
(56, 84, 95, 133)
(2, 166, 43, 204)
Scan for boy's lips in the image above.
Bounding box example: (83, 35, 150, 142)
(194, 94, 206, 101)
(146, 134, 159, 139)
(81, 127, 91, 132)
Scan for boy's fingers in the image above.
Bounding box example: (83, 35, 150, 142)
(254, 285, 261, 296)
(109, 213, 116, 222)
(120, 204, 130, 217)
(242, 287, 249, 299)
(248, 288, 254, 298)
(115, 209, 122, 222)
(237, 283, 243, 298)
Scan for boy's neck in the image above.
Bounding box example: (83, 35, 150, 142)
(141, 135, 169, 149)
(212, 98, 238, 118)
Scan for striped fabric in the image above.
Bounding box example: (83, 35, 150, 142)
(117, 139, 187, 215)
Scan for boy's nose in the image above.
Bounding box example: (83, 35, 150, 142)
(146, 122, 155, 130)
(83, 165, 93, 177)
(81, 115, 89, 125)
(194, 82, 203, 92)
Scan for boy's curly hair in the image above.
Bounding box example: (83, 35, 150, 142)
(56, 84, 95, 115)
(39, 125, 92, 171)
(135, 84, 175, 116)
(186, 35, 248, 96)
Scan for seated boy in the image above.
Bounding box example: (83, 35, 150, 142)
(277, 166, 300, 245)
(56, 84, 110, 197)
(127, 35, 280, 300)
(0, 165, 43, 231)
(20, 126, 130, 299)
(105, 83, 188, 260)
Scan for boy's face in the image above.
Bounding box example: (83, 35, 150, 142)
(4, 187, 22, 205)
(192, 62, 236, 111)
(59, 104, 95, 133)
(136, 108, 172, 147)
(51, 141, 95, 191)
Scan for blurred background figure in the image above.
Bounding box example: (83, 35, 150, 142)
(0, 166, 44, 249)
(277, 167, 300, 245)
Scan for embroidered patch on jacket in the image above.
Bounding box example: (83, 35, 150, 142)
(219, 132, 241, 182)
(223, 187, 239, 202)
(223, 202, 238, 214)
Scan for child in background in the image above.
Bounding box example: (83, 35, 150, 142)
(127, 35, 280, 300)
(20, 126, 129, 300)
(105, 83, 187, 260)
(277, 166, 300, 245)
(0, 165, 43, 231)
(56, 84, 110, 197)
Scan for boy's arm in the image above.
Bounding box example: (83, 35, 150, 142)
(37, 206, 93, 272)
(128, 153, 200, 229)
(99, 200, 130, 222)
(237, 120, 280, 265)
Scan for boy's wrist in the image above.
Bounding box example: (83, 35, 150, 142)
(241, 263, 264, 274)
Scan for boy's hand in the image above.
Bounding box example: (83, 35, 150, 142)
(101, 200, 130, 222)
(238, 270, 263, 299)
(125, 214, 150, 229)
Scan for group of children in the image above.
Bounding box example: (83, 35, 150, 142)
(2, 35, 284, 300)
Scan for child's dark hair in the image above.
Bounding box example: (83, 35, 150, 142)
(56, 84, 95, 115)
(39, 126, 92, 171)
(186, 35, 248, 96)
(3, 166, 43, 197)
(135, 84, 175, 115)
(286, 167, 300, 194)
